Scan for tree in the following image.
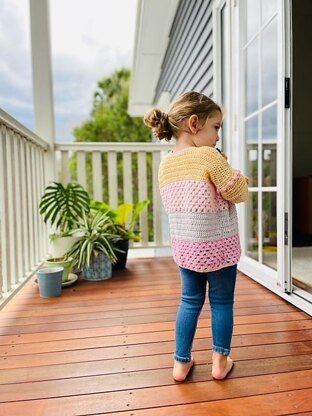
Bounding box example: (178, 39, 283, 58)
(73, 68, 151, 143)
(70, 68, 155, 239)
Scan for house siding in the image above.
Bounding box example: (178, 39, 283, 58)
(154, 0, 214, 104)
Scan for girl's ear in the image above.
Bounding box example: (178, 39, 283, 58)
(187, 114, 200, 134)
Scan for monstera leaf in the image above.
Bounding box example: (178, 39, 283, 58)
(39, 182, 90, 233)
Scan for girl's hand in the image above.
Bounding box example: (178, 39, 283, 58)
(216, 148, 228, 160)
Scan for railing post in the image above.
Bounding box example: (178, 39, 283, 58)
(138, 151, 148, 244)
(108, 151, 118, 208)
(0, 124, 10, 295)
(152, 151, 163, 246)
(30, 0, 56, 185)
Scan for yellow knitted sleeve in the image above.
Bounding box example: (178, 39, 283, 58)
(201, 147, 249, 204)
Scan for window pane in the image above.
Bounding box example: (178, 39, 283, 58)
(246, 0, 260, 41)
(246, 39, 259, 115)
(246, 192, 258, 260)
(262, 144, 277, 186)
(262, 192, 277, 270)
(262, 105, 277, 142)
(246, 116, 258, 186)
(262, 18, 278, 106)
(261, 0, 277, 24)
(262, 106, 277, 186)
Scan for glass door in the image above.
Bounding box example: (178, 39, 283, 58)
(239, 0, 290, 291)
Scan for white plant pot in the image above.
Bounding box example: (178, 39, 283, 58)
(49, 235, 81, 258)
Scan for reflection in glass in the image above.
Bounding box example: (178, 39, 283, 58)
(262, 144, 277, 186)
(247, 145, 258, 187)
(262, 105, 277, 141)
(246, 39, 259, 115)
(262, 192, 277, 270)
(261, 0, 277, 24)
(246, 0, 260, 41)
(262, 105, 277, 187)
(262, 18, 277, 106)
(246, 116, 258, 186)
(246, 192, 258, 260)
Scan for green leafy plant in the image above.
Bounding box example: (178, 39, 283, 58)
(39, 182, 90, 235)
(90, 199, 150, 241)
(67, 211, 121, 269)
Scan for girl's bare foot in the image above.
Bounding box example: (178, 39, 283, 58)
(173, 359, 194, 382)
(211, 353, 234, 380)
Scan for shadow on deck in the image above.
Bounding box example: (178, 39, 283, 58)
(0, 257, 311, 415)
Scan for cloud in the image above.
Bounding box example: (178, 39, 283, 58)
(0, 0, 34, 128)
(50, 0, 136, 142)
(0, 0, 137, 143)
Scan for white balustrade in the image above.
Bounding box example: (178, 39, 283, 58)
(55, 142, 174, 249)
(0, 109, 49, 306)
(0, 110, 174, 307)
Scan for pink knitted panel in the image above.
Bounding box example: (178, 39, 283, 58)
(171, 235, 241, 272)
(160, 180, 229, 213)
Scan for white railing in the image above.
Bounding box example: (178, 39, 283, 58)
(55, 142, 174, 248)
(0, 109, 49, 306)
(0, 114, 174, 307)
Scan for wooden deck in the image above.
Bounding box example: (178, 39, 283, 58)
(0, 257, 312, 415)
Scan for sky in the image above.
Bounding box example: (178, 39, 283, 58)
(0, 0, 137, 142)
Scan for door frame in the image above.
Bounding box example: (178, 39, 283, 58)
(281, 0, 292, 295)
(212, 0, 232, 158)
(213, 0, 311, 315)
(236, 0, 311, 315)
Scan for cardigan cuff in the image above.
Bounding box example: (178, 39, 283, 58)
(217, 170, 242, 194)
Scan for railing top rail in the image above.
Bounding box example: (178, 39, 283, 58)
(0, 108, 49, 151)
(55, 142, 175, 152)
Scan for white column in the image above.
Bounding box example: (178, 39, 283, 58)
(29, 0, 56, 183)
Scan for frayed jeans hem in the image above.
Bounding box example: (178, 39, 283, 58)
(212, 345, 230, 356)
(174, 354, 192, 363)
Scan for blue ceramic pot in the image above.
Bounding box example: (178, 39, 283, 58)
(37, 267, 63, 298)
(83, 253, 112, 281)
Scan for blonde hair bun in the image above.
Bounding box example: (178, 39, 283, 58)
(144, 109, 173, 141)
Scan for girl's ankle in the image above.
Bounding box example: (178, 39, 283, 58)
(212, 352, 228, 363)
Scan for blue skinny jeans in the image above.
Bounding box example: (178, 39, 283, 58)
(175, 264, 237, 363)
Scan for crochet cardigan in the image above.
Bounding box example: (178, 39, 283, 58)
(158, 146, 249, 272)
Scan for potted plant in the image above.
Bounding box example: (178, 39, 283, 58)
(67, 211, 121, 281)
(39, 181, 90, 258)
(45, 256, 74, 283)
(90, 199, 150, 270)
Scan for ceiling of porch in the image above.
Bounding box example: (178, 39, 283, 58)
(128, 0, 179, 116)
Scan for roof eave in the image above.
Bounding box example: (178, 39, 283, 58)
(128, 0, 179, 117)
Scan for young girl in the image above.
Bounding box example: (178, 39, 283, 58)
(144, 91, 248, 382)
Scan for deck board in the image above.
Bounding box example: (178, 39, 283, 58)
(0, 257, 311, 415)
